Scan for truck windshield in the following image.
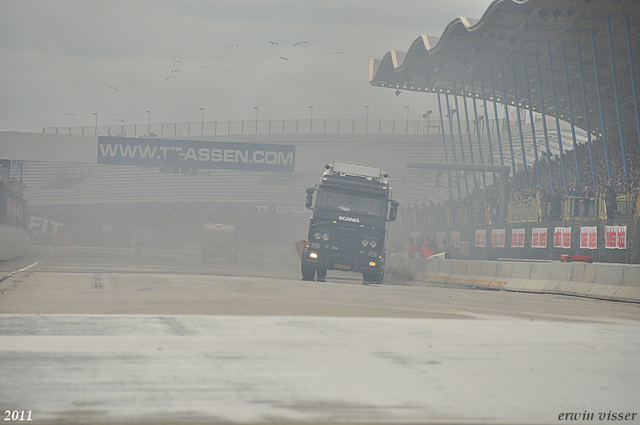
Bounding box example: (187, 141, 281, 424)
(316, 188, 386, 217)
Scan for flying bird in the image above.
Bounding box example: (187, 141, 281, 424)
(117, 119, 126, 123)
(224, 68, 237, 72)
(268, 41, 279, 45)
(171, 69, 181, 73)
(227, 44, 239, 49)
(63, 113, 76, 116)
(105, 85, 118, 91)
(294, 41, 308, 46)
(164, 75, 175, 82)
(199, 65, 209, 68)
(173, 59, 182, 63)
(330, 51, 344, 55)
(279, 56, 288, 60)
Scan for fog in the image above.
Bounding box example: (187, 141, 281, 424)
(1, 0, 494, 133)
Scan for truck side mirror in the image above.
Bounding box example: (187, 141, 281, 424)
(388, 200, 399, 221)
(305, 188, 314, 209)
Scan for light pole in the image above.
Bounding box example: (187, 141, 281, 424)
(405, 105, 409, 133)
(93, 111, 98, 134)
(200, 107, 204, 135)
(423, 109, 432, 136)
(145, 109, 150, 136)
(308, 105, 313, 132)
(364, 104, 369, 133)
(253, 106, 258, 133)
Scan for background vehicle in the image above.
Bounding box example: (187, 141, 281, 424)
(301, 162, 398, 283)
(201, 210, 238, 263)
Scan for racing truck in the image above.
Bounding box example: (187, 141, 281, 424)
(301, 162, 399, 283)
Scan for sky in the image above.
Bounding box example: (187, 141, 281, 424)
(0, 0, 496, 133)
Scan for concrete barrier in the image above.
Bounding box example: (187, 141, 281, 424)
(387, 255, 640, 303)
(0, 226, 31, 261)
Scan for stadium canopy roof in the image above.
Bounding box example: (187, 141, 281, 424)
(369, 0, 640, 138)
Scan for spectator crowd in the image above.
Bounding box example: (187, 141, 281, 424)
(400, 133, 640, 229)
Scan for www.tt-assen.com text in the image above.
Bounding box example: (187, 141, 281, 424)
(99, 143, 294, 165)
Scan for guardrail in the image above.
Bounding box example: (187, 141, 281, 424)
(43, 117, 506, 137)
(387, 256, 640, 303)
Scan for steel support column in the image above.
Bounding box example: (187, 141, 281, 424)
(480, 81, 498, 187)
(471, 81, 488, 190)
(591, 30, 612, 180)
(576, 41, 597, 186)
(489, 68, 505, 166)
(511, 62, 529, 189)
(524, 64, 542, 188)
(607, 18, 630, 183)
(626, 16, 640, 151)
(452, 83, 470, 196)
(500, 62, 518, 189)
(561, 41, 582, 189)
(445, 93, 462, 200)
(461, 81, 478, 189)
(535, 51, 555, 191)
(547, 41, 567, 187)
(437, 93, 454, 199)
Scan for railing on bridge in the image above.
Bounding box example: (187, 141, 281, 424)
(43, 117, 506, 138)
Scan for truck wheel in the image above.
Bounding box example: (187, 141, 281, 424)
(301, 263, 316, 281)
(316, 267, 327, 280)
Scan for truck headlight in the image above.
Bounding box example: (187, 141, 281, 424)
(314, 232, 322, 240)
(322, 233, 330, 241)
(370, 240, 377, 248)
(362, 239, 369, 247)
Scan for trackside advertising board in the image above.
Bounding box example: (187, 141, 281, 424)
(97, 137, 295, 172)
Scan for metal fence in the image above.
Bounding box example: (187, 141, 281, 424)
(43, 117, 506, 138)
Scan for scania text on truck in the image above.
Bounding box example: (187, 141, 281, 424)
(301, 162, 398, 283)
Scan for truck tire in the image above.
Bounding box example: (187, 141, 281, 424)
(316, 267, 327, 280)
(301, 263, 316, 281)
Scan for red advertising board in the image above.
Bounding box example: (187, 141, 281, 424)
(532, 228, 547, 248)
(511, 228, 525, 248)
(580, 226, 597, 249)
(475, 229, 486, 247)
(605, 225, 627, 249)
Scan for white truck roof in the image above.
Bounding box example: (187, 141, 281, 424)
(331, 162, 382, 179)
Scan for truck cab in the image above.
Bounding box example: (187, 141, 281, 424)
(301, 162, 398, 283)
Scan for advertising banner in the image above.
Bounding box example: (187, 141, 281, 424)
(475, 229, 486, 248)
(437, 231, 447, 247)
(511, 228, 525, 248)
(6, 197, 23, 225)
(450, 230, 460, 248)
(554, 227, 571, 249)
(605, 225, 627, 249)
(97, 137, 295, 172)
(531, 227, 547, 248)
(580, 226, 598, 249)
(491, 229, 505, 248)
